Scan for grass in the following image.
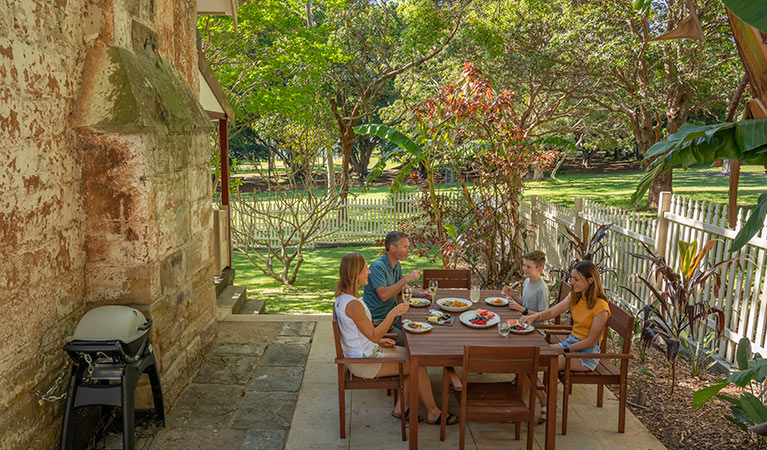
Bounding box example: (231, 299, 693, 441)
(233, 246, 443, 314)
(232, 164, 766, 314)
(524, 164, 766, 211)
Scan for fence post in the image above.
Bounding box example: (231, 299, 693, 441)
(654, 191, 673, 260)
(574, 197, 584, 240)
(529, 195, 538, 250)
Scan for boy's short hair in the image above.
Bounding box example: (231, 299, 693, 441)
(523, 250, 546, 268)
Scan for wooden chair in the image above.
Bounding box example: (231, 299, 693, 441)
(557, 301, 634, 435)
(332, 320, 407, 441)
(422, 269, 471, 289)
(442, 346, 540, 450)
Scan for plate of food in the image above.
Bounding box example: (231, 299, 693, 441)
(403, 321, 433, 333)
(426, 310, 455, 326)
(507, 319, 535, 334)
(408, 297, 431, 307)
(437, 297, 472, 312)
(459, 309, 500, 328)
(484, 296, 509, 306)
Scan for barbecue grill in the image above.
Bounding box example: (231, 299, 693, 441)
(60, 306, 165, 450)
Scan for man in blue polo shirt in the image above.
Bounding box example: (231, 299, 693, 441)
(363, 231, 426, 344)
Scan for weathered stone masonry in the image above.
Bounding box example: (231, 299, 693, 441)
(0, 1, 217, 448)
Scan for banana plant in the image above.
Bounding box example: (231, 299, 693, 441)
(631, 120, 767, 253)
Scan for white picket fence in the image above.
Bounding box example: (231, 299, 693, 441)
(523, 192, 767, 364)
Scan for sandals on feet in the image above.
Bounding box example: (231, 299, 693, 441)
(538, 407, 547, 424)
(391, 408, 424, 422)
(426, 413, 458, 425)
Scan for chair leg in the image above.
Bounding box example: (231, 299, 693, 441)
(399, 378, 407, 441)
(562, 380, 570, 435)
(597, 383, 604, 407)
(619, 380, 627, 433)
(515, 421, 521, 440)
(338, 385, 346, 439)
(527, 419, 535, 450)
(459, 412, 466, 450)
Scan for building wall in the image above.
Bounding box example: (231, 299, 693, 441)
(0, 1, 217, 449)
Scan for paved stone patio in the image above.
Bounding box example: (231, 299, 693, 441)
(107, 314, 665, 450)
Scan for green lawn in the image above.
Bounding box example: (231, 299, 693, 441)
(233, 246, 443, 314)
(524, 164, 766, 211)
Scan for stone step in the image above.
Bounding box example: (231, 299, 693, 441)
(216, 285, 247, 317)
(214, 267, 235, 297)
(236, 298, 266, 315)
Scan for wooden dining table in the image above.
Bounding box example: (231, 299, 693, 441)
(403, 289, 560, 450)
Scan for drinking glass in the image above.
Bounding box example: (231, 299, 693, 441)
(498, 320, 511, 337)
(428, 280, 438, 305)
(470, 285, 480, 304)
(402, 285, 413, 304)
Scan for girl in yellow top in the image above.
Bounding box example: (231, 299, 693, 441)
(520, 260, 611, 372)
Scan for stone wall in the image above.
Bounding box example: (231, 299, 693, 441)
(0, 1, 217, 449)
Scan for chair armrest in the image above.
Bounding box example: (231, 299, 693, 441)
(543, 330, 573, 336)
(562, 353, 634, 360)
(444, 367, 463, 391)
(535, 324, 573, 331)
(335, 355, 406, 365)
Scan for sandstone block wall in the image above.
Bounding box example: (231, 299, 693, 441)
(0, 1, 217, 448)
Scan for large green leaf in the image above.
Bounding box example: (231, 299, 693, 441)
(692, 380, 728, 409)
(731, 192, 767, 252)
(723, 0, 767, 32)
(728, 367, 756, 387)
(740, 393, 767, 424)
(737, 337, 753, 370)
(354, 124, 424, 160)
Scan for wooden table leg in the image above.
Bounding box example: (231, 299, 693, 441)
(546, 356, 558, 450)
(409, 356, 420, 449)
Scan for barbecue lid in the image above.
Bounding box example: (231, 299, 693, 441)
(69, 306, 150, 344)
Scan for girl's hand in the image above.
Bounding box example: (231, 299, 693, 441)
(379, 338, 396, 347)
(519, 313, 536, 326)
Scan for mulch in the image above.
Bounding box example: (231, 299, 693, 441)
(606, 345, 767, 450)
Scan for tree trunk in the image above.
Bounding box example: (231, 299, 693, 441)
(326, 146, 335, 188)
(549, 153, 567, 180)
(351, 137, 376, 181)
(648, 168, 673, 208)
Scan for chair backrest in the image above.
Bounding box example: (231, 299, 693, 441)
(422, 269, 471, 289)
(553, 280, 572, 325)
(331, 320, 345, 359)
(462, 345, 540, 378)
(604, 301, 634, 354)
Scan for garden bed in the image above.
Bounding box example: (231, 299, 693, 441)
(607, 346, 767, 450)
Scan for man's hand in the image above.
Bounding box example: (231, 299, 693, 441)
(379, 338, 396, 348)
(404, 270, 421, 283)
(509, 299, 525, 312)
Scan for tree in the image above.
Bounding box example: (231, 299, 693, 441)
(327, 0, 471, 200)
(560, 0, 742, 206)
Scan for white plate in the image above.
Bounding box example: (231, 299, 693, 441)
(484, 296, 509, 306)
(459, 310, 500, 328)
(403, 321, 433, 333)
(437, 297, 472, 312)
(506, 319, 535, 334)
(408, 297, 431, 307)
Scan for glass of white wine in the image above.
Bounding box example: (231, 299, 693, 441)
(428, 280, 438, 306)
(470, 285, 480, 304)
(498, 320, 511, 337)
(402, 285, 413, 304)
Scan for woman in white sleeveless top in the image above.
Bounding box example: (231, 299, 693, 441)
(334, 253, 458, 425)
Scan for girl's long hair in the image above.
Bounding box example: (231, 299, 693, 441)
(335, 253, 367, 298)
(569, 260, 606, 309)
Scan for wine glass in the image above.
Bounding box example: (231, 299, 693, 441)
(402, 285, 413, 304)
(428, 280, 438, 305)
(470, 285, 480, 304)
(498, 320, 511, 337)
